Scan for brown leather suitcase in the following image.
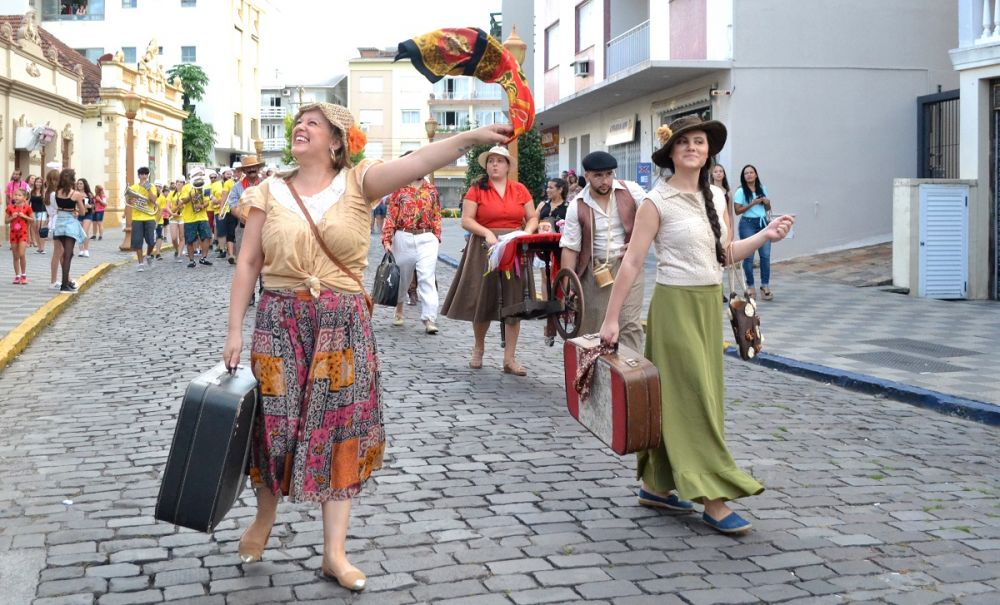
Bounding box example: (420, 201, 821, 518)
(563, 334, 662, 455)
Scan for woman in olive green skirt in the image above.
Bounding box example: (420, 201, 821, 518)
(599, 115, 796, 534)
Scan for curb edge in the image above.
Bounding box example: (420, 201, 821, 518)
(727, 347, 1000, 426)
(0, 262, 116, 374)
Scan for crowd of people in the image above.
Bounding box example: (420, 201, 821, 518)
(3, 161, 278, 290)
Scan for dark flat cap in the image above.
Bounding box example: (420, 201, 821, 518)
(581, 151, 617, 172)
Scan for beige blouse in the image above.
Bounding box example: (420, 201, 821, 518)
(243, 160, 380, 295)
(646, 182, 729, 287)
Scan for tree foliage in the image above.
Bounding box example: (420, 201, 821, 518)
(166, 63, 216, 165)
(181, 115, 216, 166)
(166, 63, 209, 105)
(464, 128, 546, 203)
(282, 113, 295, 166)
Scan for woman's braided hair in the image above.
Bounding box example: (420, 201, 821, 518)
(699, 165, 727, 266)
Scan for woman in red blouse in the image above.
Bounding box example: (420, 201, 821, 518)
(441, 146, 538, 375)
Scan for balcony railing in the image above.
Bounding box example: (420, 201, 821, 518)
(978, 0, 1000, 44)
(606, 20, 650, 78)
(262, 138, 285, 151)
(260, 107, 287, 120)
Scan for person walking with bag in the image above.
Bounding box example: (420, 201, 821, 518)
(381, 153, 443, 334)
(598, 116, 794, 534)
(222, 102, 511, 592)
(734, 164, 773, 300)
(560, 151, 647, 354)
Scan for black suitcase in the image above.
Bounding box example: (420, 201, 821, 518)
(155, 363, 259, 533)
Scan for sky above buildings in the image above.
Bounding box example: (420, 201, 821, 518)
(259, 0, 503, 85)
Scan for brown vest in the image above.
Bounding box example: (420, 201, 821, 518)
(575, 180, 636, 275)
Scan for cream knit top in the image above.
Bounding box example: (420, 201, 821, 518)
(646, 181, 729, 286)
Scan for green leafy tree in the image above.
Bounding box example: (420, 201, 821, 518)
(464, 128, 546, 203)
(166, 63, 216, 165)
(282, 113, 295, 166)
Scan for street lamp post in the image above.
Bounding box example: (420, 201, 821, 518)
(424, 112, 438, 187)
(119, 91, 141, 251)
(503, 25, 528, 183)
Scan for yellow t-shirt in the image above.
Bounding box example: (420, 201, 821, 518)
(157, 193, 169, 224)
(211, 181, 225, 212)
(179, 184, 210, 223)
(129, 182, 159, 222)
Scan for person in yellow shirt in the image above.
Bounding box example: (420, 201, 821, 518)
(167, 177, 185, 262)
(130, 167, 159, 271)
(210, 170, 227, 258)
(180, 171, 214, 268)
(152, 182, 171, 260)
(217, 166, 239, 264)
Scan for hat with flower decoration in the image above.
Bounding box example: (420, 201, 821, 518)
(295, 102, 367, 165)
(651, 115, 727, 168)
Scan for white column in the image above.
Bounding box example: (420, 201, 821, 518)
(993, 0, 1000, 36)
(981, 0, 992, 40)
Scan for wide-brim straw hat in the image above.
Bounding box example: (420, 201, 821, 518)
(477, 145, 512, 169)
(239, 154, 265, 170)
(651, 115, 727, 168)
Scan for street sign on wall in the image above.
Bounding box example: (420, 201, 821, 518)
(636, 162, 652, 189)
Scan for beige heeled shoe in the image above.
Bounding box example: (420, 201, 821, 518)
(237, 521, 272, 564)
(322, 562, 366, 592)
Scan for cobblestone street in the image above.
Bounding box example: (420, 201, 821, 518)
(1, 239, 999, 604)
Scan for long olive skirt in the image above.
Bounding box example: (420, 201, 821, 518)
(638, 283, 764, 502)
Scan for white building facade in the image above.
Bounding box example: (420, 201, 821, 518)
(12, 0, 265, 167)
(529, 0, 958, 261)
(259, 77, 347, 169)
(951, 0, 1000, 299)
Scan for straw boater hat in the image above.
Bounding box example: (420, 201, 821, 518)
(650, 115, 727, 168)
(477, 145, 512, 169)
(239, 154, 265, 170)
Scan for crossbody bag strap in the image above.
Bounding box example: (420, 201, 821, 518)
(285, 179, 374, 315)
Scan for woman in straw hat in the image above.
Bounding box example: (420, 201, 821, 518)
(440, 145, 538, 375)
(599, 115, 794, 535)
(222, 102, 510, 591)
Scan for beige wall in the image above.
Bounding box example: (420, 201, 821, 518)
(1, 30, 84, 183)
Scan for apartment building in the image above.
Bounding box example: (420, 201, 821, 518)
(526, 0, 957, 261)
(349, 46, 511, 206)
(12, 0, 266, 167)
(259, 77, 347, 168)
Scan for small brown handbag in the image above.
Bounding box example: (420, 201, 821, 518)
(726, 212, 763, 361)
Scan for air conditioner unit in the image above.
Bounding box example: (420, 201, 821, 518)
(281, 89, 291, 96)
(573, 60, 591, 77)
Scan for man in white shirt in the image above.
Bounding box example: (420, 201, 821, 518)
(560, 151, 647, 353)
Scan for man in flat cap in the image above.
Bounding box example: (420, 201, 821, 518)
(559, 150, 648, 353)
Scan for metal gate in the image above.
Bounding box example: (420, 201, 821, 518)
(918, 90, 960, 179)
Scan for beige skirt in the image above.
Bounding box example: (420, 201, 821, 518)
(441, 229, 525, 324)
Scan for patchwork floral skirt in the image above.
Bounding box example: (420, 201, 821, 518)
(249, 288, 384, 503)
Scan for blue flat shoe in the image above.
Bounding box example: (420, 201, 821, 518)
(702, 511, 752, 534)
(637, 488, 695, 513)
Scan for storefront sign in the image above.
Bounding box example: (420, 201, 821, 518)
(541, 126, 560, 156)
(606, 115, 636, 146)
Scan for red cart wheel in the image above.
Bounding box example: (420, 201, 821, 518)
(554, 268, 585, 340)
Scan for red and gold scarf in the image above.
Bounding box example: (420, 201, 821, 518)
(396, 27, 535, 142)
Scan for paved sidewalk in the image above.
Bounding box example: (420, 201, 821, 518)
(437, 221, 1000, 412)
(1, 237, 999, 604)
